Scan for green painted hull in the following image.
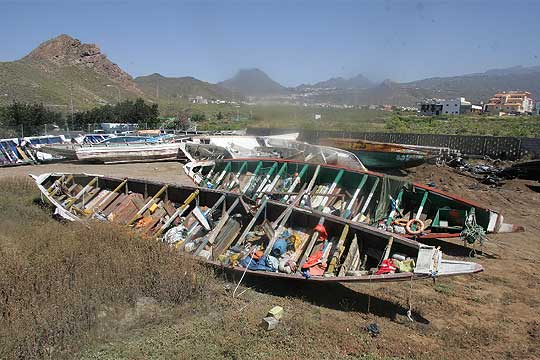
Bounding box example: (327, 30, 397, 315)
(352, 149, 427, 170)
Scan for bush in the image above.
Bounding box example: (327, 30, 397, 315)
(0, 177, 214, 359)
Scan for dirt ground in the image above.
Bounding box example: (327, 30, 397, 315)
(2, 160, 539, 359)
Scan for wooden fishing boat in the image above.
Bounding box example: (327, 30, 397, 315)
(184, 158, 524, 242)
(32, 173, 482, 283)
(319, 138, 431, 170)
(182, 135, 366, 170)
(40, 141, 183, 163)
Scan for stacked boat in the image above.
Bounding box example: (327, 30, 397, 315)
(39, 134, 182, 163)
(185, 158, 523, 242)
(34, 173, 482, 283)
(32, 133, 529, 289)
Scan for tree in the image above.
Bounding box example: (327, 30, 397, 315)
(190, 112, 206, 122)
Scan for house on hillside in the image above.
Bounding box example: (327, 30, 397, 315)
(418, 97, 473, 115)
(485, 91, 534, 115)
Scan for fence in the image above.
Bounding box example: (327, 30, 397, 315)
(247, 128, 540, 160)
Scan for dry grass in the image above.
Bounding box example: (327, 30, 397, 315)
(0, 177, 214, 359)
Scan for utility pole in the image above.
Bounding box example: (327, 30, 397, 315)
(70, 82, 74, 131)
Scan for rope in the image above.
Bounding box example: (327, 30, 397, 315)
(461, 213, 487, 247)
(407, 274, 414, 322)
(232, 246, 258, 298)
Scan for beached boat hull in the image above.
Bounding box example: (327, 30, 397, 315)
(350, 149, 427, 170)
(32, 173, 483, 284)
(183, 134, 367, 171)
(185, 158, 523, 241)
(41, 142, 183, 163)
(319, 138, 430, 170)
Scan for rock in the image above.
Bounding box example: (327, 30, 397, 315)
(261, 316, 279, 331)
(22, 34, 143, 95)
(267, 306, 284, 320)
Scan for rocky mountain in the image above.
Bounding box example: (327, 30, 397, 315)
(134, 73, 242, 101)
(219, 68, 288, 97)
(302, 74, 373, 89)
(0, 34, 144, 108)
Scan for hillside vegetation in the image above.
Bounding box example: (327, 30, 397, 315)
(0, 61, 139, 109)
(135, 73, 242, 101)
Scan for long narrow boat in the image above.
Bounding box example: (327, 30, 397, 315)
(182, 135, 367, 170)
(319, 138, 431, 170)
(40, 141, 183, 163)
(184, 158, 523, 242)
(33, 173, 482, 283)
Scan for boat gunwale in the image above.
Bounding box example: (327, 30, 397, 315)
(207, 157, 501, 213)
(31, 172, 484, 283)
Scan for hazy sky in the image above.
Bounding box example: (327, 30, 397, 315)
(1, 0, 540, 86)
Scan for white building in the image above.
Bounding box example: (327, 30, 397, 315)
(536, 101, 540, 115)
(419, 97, 473, 115)
(439, 97, 472, 115)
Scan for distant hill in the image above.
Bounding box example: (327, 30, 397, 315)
(301, 74, 373, 89)
(403, 65, 540, 102)
(219, 68, 288, 97)
(134, 73, 242, 101)
(307, 79, 429, 106)
(0, 34, 144, 108)
(302, 66, 540, 105)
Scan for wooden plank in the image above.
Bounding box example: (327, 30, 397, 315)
(297, 217, 325, 271)
(252, 162, 278, 199)
(283, 163, 308, 201)
(233, 196, 268, 247)
(352, 177, 379, 222)
(382, 237, 394, 261)
(176, 195, 227, 251)
(64, 177, 98, 208)
(225, 161, 247, 191)
(154, 189, 199, 236)
(261, 163, 287, 197)
(338, 235, 359, 277)
(213, 162, 231, 188)
(325, 224, 349, 274)
(127, 185, 168, 225)
(206, 198, 241, 257)
(318, 169, 344, 209)
(415, 190, 429, 220)
(343, 174, 368, 219)
(241, 161, 262, 193)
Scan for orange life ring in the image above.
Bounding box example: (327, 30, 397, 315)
(406, 219, 425, 235)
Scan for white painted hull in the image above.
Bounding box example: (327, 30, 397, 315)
(75, 143, 183, 163)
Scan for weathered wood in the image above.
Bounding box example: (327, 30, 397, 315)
(353, 178, 379, 222)
(343, 174, 368, 218)
(196, 197, 240, 257)
(155, 189, 199, 236)
(325, 224, 349, 274)
(252, 162, 278, 199)
(382, 237, 394, 261)
(127, 185, 168, 225)
(64, 177, 98, 208)
(297, 217, 325, 271)
(234, 197, 268, 247)
(283, 164, 308, 201)
(338, 235, 359, 277)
